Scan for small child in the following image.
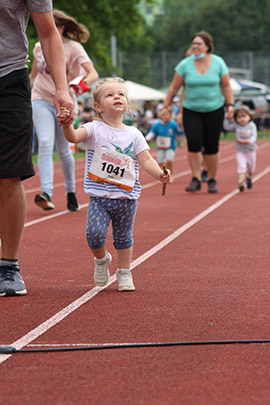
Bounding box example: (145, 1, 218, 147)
(146, 106, 178, 175)
(60, 77, 171, 291)
(223, 105, 257, 191)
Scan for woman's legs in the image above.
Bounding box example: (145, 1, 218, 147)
(55, 124, 75, 194)
(32, 100, 55, 197)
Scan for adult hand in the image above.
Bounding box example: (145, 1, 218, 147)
(54, 90, 74, 126)
(226, 105, 235, 120)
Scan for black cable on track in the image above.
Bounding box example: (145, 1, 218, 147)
(0, 339, 270, 355)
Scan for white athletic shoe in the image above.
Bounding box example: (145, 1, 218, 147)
(116, 269, 135, 292)
(94, 252, 112, 286)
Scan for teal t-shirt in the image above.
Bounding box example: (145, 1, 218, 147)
(175, 54, 228, 113)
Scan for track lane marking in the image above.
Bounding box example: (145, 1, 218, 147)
(1, 165, 269, 364)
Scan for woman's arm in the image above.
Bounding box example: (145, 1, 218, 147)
(81, 61, 99, 85)
(29, 57, 38, 88)
(220, 73, 235, 119)
(163, 72, 184, 108)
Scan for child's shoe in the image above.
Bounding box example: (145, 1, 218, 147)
(116, 269, 135, 291)
(238, 180, 245, 192)
(94, 251, 112, 286)
(246, 176, 253, 189)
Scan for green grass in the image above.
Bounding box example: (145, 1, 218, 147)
(220, 130, 270, 141)
(31, 130, 270, 164)
(31, 151, 86, 165)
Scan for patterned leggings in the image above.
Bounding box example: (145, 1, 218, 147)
(86, 197, 138, 250)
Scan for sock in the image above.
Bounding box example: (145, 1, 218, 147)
(0, 258, 19, 269)
(95, 253, 107, 264)
(119, 269, 129, 273)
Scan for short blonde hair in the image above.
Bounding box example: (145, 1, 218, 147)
(93, 77, 131, 104)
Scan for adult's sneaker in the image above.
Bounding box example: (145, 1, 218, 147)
(67, 192, 80, 211)
(185, 177, 201, 193)
(35, 192, 55, 210)
(116, 269, 135, 291)
(0, 266, 27, 296)
(246, 176, 253, 190)
(201, 170, 208, 182)
(208, 178, 218, 193)
(94, 251, 112, 286)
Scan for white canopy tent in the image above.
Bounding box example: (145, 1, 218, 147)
(124, 80, 167, 101)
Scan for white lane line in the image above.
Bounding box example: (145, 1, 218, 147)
(1, 165, 269, 364)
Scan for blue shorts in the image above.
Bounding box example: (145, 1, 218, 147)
(86, 197, 138, 250)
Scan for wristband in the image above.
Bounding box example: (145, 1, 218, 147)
(163, 105, 168, 109)
(226, 104, 234, 107)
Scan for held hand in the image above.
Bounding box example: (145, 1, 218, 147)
(226, 105, 235, 120)
(54, 90, 74, 127)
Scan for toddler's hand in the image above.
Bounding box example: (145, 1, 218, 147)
(159, 169, 171, 183)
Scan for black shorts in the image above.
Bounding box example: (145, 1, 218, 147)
(0, 68, 35, 180)
(183, 107, 224, 155)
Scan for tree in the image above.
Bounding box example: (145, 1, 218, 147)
(27, 0, 156, 75)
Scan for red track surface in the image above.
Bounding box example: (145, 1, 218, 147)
(1, 140, 270, 404)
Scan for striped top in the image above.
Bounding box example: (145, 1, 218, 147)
(83, 120, 149, 199)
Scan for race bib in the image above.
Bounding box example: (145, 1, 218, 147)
(88, 146, 136, 192)
(156, 136, 171, 149)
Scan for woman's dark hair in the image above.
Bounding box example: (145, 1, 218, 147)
(191, 31, 213, 53)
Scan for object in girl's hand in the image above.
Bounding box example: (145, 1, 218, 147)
(69, 76, 90, 95)
(162, 163, 168, 196)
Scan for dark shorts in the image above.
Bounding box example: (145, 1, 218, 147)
(183, 107, 224, 155)
(0, 69, 35, 180)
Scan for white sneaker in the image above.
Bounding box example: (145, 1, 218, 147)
(238, 181, 245, 192)
(94, 252, 112, 286)
(116, 269, 135, 291)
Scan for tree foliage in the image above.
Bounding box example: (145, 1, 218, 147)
(149, 0, 270, 53)
(27, 0, 154, 75)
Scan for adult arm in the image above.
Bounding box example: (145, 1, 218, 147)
(220, 72, 235, 119)
(30, 10, 74, 125)
(29, 57, 37, 89)
(163, 72, 184, 109)
(81, 61, 99, 86)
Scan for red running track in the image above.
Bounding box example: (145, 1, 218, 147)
(1, 140, 270, 404)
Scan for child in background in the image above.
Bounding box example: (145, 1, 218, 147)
(60, 77, 171, 291)
(146, 106, 178, 175)
(223, 105, 257, 191)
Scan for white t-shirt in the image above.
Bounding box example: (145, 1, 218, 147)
(83, 120, 149, 199)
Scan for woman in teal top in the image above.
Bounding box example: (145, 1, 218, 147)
(163, 31, 235, 193)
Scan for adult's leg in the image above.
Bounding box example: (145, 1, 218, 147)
(203, 107, 224, 180)
(55, 120, 75, 193)
(0, 178, 25, 260)
(32, 100, 56, 197)
(183, 108, 204, 179)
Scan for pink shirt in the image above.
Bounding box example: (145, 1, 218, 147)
(31, 39, 92, 112)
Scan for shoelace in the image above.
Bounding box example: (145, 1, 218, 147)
(0, 266, 18, 281)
